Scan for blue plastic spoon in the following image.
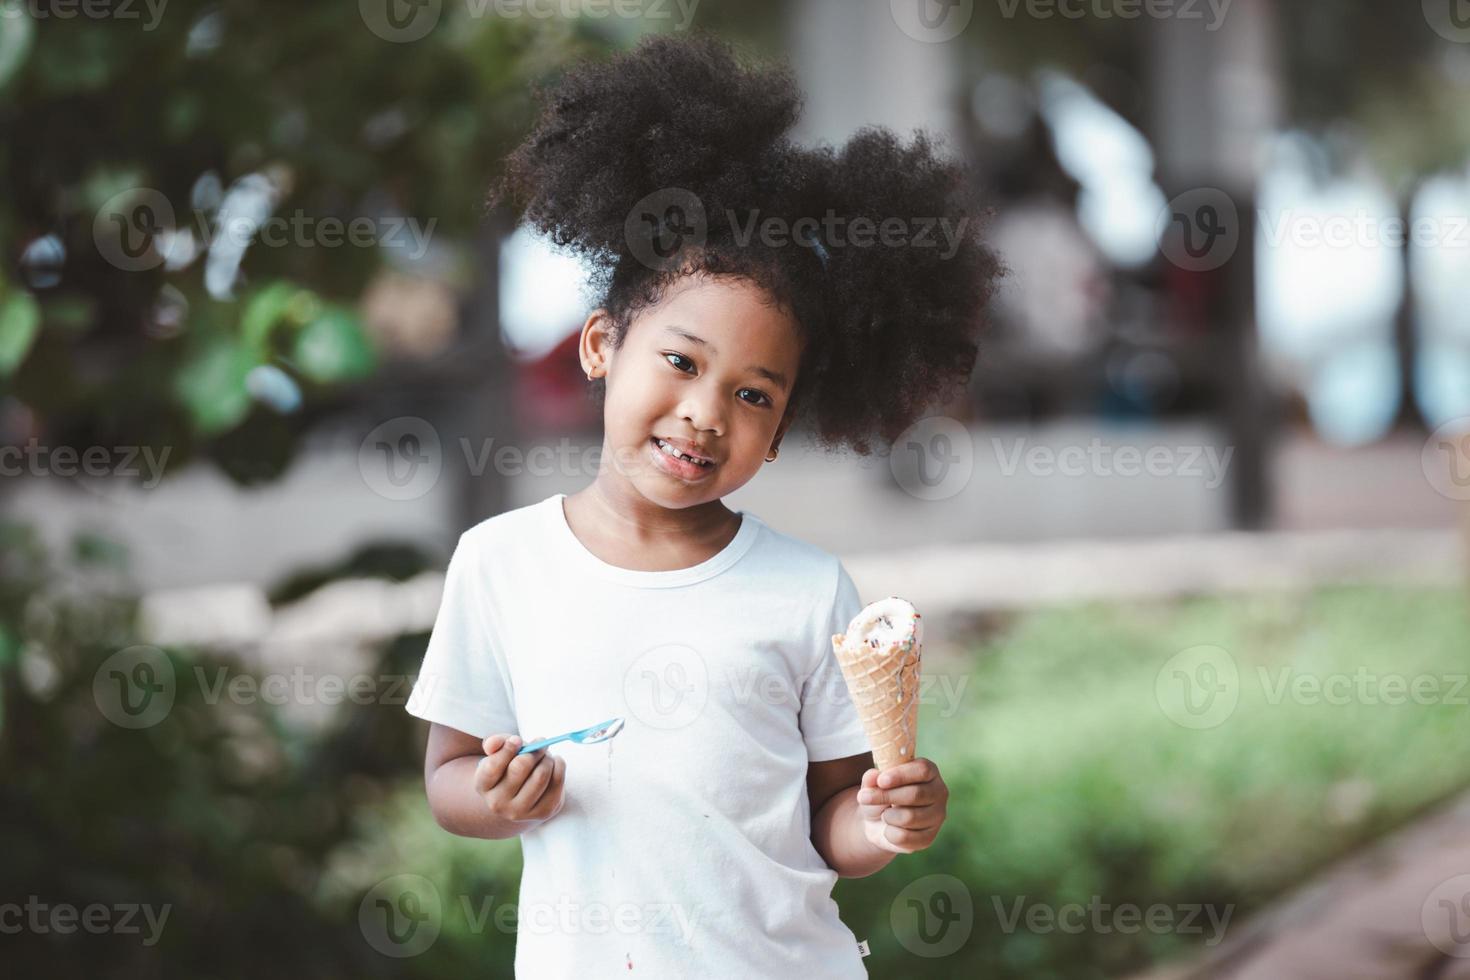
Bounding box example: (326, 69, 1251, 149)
(515, 717, 625, 755)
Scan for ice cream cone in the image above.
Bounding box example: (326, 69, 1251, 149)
(831, 596, 923, 772)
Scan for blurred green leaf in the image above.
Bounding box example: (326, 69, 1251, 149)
(73, 532, 130, 569)
(79, 167, 149, 216)
(285, 289, 323, 329)
(175, 339, 258, 435)
(0, 288, 41, 376)
(240, 281, 299, 351)
(33, 25, 115, 94)
(42, 295, 97, 336)
(292, 307, 376, 383)
(165, 90, 203, 142)
(0, 4, 35, 91)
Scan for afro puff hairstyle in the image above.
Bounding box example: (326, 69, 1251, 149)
(488, 31, 999, 457)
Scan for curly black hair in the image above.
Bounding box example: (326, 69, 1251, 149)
(488, 31, 999, 457)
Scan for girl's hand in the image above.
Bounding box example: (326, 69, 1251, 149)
(856, 758, 948, 855)
(474, 734, 567, 829)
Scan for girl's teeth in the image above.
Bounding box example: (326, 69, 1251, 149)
(656, 439, 707, 466)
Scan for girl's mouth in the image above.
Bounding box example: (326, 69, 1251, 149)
(649, 437, 716, 481)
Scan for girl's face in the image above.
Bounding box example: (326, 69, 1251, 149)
(581, 274, 804, 510)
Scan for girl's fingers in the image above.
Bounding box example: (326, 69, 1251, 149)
(526, 756, 567, 821)
(855, 770, 888, 821)
(875, 758, 939, 789)
(473, 754, 499, 794)
(881, 804, 944, 831)
(493, 747, 537, 798)
(859, 782, 940, 807)
(878, 825, 933, 851)
(509, 751, 556, 812)
(475, 736, 524, 793)
(475, 745, 513, 794)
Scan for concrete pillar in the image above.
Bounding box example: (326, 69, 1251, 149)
(788, 0, 964, 149)
(1149, 0, 1282, 529)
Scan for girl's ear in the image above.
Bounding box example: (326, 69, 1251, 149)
(580, 308, 614, 379)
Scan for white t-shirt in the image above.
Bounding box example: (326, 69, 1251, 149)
(406, 492, 872, 978)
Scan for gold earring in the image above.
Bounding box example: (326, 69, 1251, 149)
(765, 447, 779, 462)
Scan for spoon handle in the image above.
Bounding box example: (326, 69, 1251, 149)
(515, 732, 571, 755)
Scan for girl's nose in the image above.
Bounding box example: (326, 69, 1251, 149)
(677, 393, 725, 437)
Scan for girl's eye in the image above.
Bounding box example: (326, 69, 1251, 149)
(663, 352, 694, 373)
(738, 389, 771, 407)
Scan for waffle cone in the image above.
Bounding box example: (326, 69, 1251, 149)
(831, 598, 923, 772)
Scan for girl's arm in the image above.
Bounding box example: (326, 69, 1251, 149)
(424, 723, 566, 840)
(808, 753, 898, 878)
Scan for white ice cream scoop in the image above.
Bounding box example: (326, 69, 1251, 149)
(845, 596, 923, 652)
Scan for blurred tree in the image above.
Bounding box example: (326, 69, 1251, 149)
(0, 1, 605, 484)
(952, 0, 1470, 179)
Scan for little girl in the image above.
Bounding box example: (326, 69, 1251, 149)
(405, 32, 997, 978)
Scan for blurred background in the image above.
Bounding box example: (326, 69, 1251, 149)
(2, 0, 1469, 977)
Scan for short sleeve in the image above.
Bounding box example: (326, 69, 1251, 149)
(798, 559, 873, 762)
(405, 531, 519, 740)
